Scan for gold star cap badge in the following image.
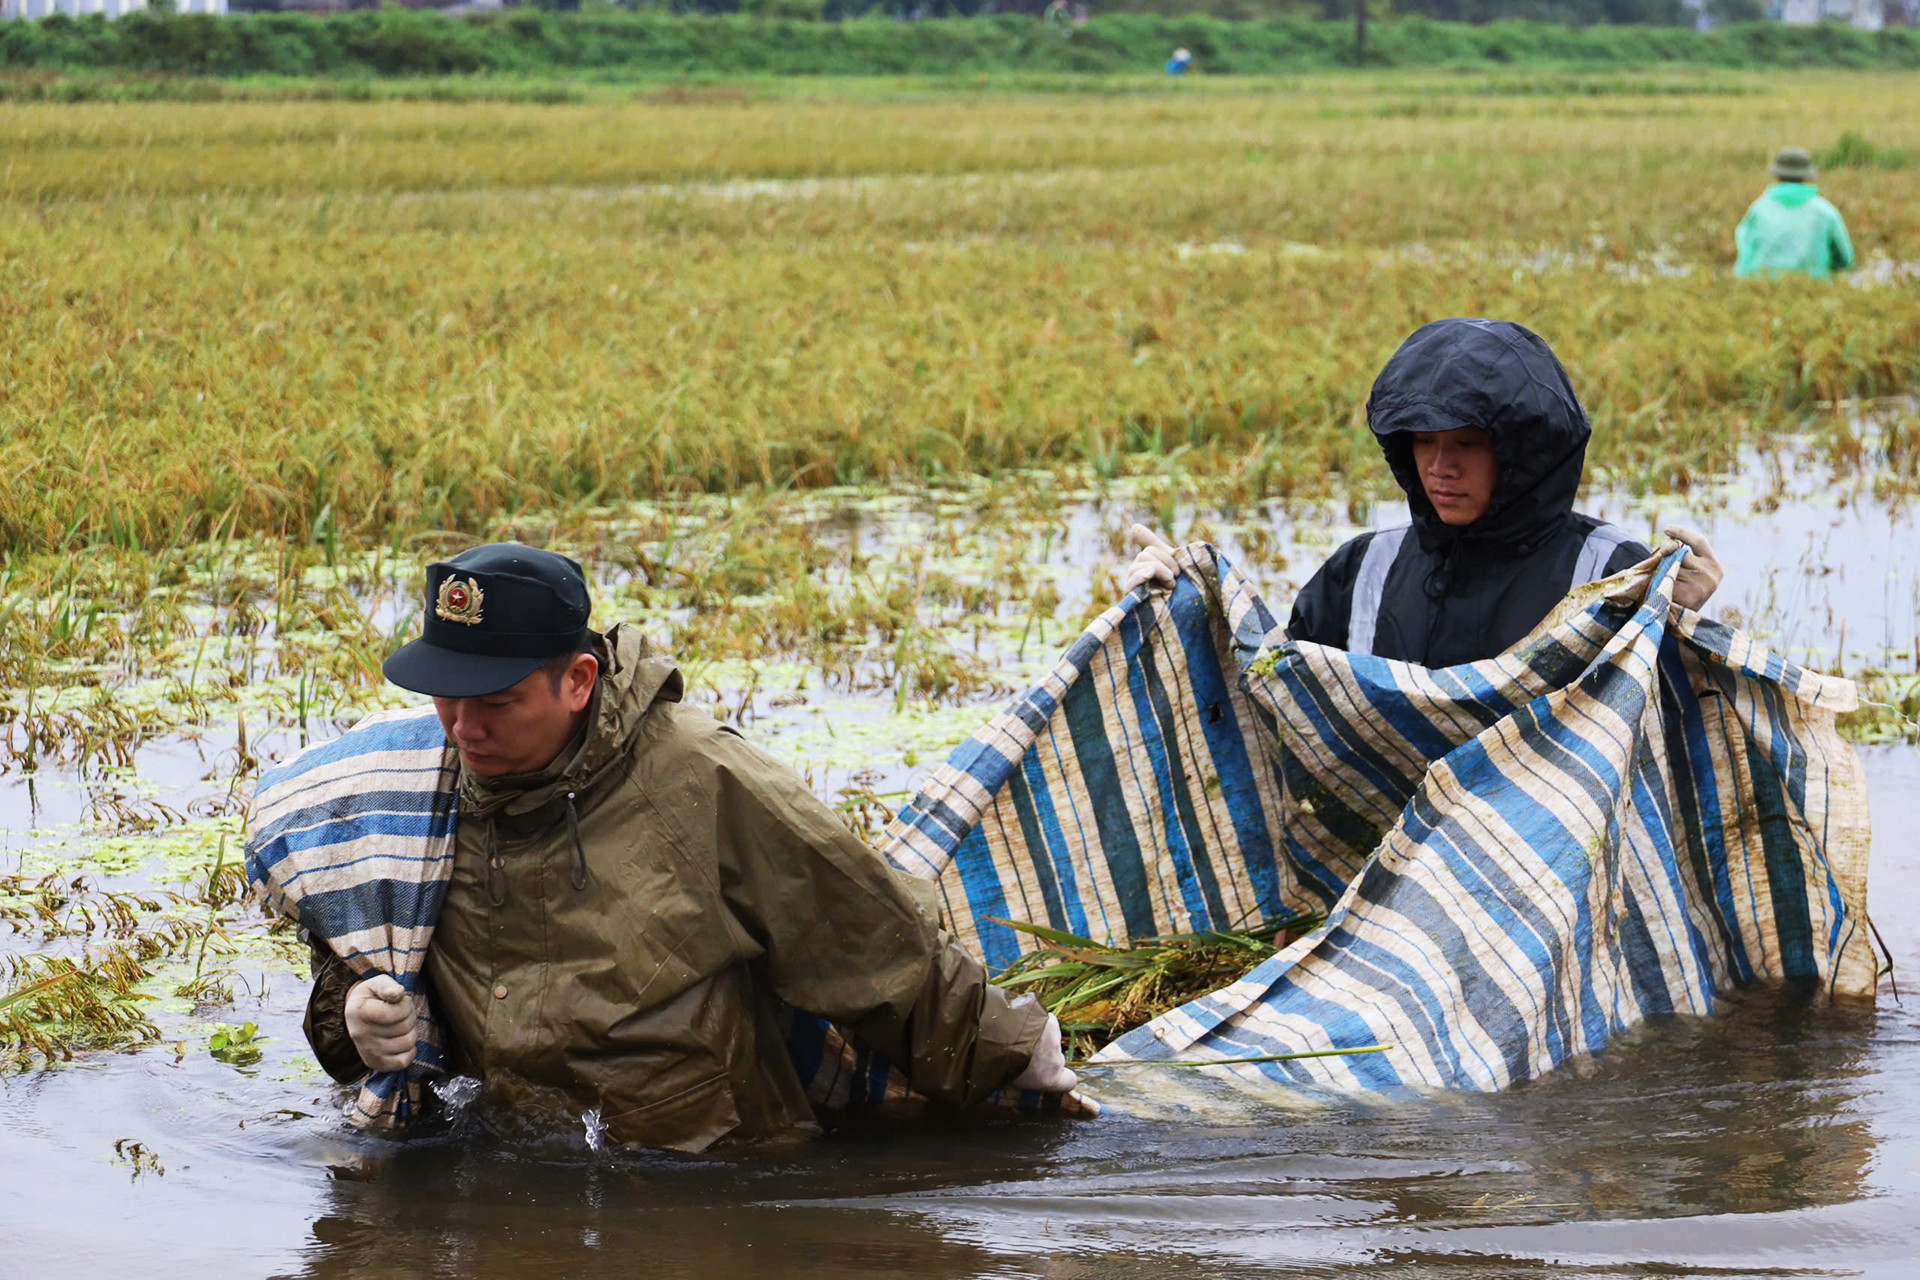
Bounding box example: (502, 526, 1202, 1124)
(435, 575, 486, 626)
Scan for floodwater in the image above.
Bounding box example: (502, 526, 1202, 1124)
(4, 471, 1919, 1279)
(1, 755, 1915, 1280)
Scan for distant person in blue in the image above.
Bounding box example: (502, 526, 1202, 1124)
(1735, 147, 1855, 280)
(1166, 47, 1192, 76)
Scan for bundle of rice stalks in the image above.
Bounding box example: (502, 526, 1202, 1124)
(0, 870, 238, 1066)
(0, 954, 160, 1066)
(991, 913, 1324, 1063)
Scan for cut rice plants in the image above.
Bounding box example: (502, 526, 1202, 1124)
(992, 914, 1324, 1063)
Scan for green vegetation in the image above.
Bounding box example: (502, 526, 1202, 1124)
(4, 12, 1920, 83)
(1843, 671, 1920, 744)
(1820, 128, 1914, 172)
(0, 861, 261, 1065)
(207, 1020, 263, 1065)
(993, 915, 1323, 1061)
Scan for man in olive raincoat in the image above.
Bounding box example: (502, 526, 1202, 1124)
(1735, 147, 1855, 281)
(304, 544, 1075, 1152)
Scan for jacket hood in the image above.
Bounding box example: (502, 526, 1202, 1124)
(1765, 182, 1821, 208)
(460, 622, 683, 819)
(1366, 317, 1591, 557)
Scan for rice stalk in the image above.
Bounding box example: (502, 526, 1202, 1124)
(990, 913, 1325, 1063)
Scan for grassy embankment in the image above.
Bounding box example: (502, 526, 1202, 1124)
(7, 12, 1920, 98)
(2, 73, 1918, 1062)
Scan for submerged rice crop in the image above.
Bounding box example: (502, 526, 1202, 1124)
(3, 72, 1920, 556)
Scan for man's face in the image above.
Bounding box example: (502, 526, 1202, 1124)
(1411, 426, 1499, 527)
(433, 655, 598, 778)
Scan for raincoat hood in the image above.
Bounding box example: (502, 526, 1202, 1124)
(1366, 318, 1591, 558)
(1764, 182, 1821, 208)
(457, 624, 682, 822)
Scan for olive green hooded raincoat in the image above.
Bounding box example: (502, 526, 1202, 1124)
(306, 624, 1050, 1151)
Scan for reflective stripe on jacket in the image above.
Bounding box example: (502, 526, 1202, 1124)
(1304, 516, 1647, 664)
(1287, 318, 1652, 668)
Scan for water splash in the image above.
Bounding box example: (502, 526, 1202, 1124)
(581, 1106, 608, 1153)
(431, 1075, 480, 1112)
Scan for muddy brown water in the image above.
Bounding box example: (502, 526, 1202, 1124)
(4, 479, 1919, 1279)
(1, 758, 1914, 1280)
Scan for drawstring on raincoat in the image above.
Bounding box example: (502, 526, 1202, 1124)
(566, 791, 587, 891)
(484, 822, 508, 909)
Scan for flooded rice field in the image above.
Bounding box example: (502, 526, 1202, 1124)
(3, 448, 1918, 1278)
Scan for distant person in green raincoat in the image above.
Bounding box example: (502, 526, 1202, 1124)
(1735, 147, 1855, 280)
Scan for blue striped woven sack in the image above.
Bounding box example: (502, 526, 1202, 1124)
(245, 707, 459, 1129)
(881, 544, 1876, 1091)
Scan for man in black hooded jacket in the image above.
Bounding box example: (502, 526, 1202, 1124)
(1124, 318, 1722, 666)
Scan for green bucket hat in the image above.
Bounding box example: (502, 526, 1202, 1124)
(1770, 147, 1816, 182)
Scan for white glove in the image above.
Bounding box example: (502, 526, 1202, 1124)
(1121, 523, 1179, 594)
(1664, 524, 1724, 612)
(345, 973, 417, 1072)
(1010, 1011, 1079, 1094)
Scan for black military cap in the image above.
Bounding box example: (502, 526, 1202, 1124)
(382, 543, 593, 698)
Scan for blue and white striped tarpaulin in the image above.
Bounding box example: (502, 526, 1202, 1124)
(880, 544, 1876, 1091)
(246, 714, 1095, 1132)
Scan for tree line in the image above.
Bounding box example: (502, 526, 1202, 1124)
(2, 10, 1908, 79)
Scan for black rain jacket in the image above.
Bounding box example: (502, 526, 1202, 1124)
(1288, 319, 1648, 669)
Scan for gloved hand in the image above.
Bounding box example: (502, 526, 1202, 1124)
(1663, 524, 1724, 612)
(1121, 523, 1179, 594)
(1010, 1011, 1079, 1094)
(345, 973, 417, 1072)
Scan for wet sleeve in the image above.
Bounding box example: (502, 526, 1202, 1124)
(704, 732, 1051, 1107)
(1285, 534, 1370, 650)
(303, 938, 369, 1085)
(1829, 207, 1855, 273)
(1603, 538, 1654, 577)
